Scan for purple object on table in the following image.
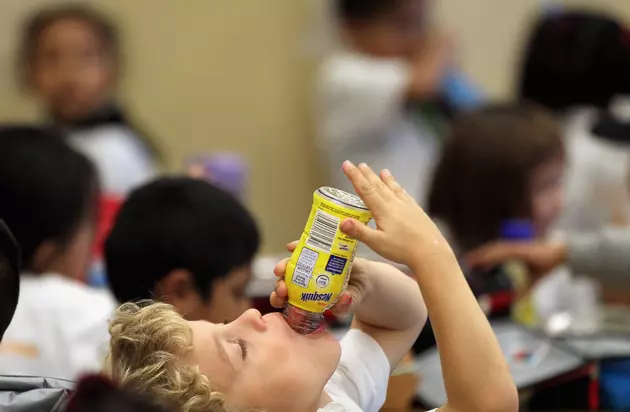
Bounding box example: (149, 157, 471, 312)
(187, 153, 248, 201)
(500, 220, 535, 241)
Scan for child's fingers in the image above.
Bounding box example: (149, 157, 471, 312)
(286, 241, 298, 253)
(270, 279, 288, 308)
(330, 292, 354, 317)
(340, 218, 380, 244)
(342, 161, 384, 210)
(273, 258, 290, 278)
(358, 162, 394, 202)
(273, 278, 288, 299)
(380, 169, 405, 198)
(269, 291, 287, 309)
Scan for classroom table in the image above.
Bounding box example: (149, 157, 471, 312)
(541, 307, 630, 410)
(414, 321, 585, 408)
(545, 306, 630, 360)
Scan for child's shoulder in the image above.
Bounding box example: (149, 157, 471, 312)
(69, 125, 143, 156)
(319, 51, 409, 90)
(20, 274, 117, 322)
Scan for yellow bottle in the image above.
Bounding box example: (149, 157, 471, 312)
(284, 187, 372, 334)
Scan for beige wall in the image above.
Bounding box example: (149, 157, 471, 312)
(104, 0, 319, 253)
(1, 0, 629, 252)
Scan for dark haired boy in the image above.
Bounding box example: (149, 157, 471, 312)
(105, 177, 260, 323)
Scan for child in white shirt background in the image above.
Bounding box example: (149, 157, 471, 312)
(0, 127, 116, 381)
(317, 0, 482, 206)
(18, 4, 159, 197)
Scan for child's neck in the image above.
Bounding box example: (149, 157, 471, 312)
(313, 391, 334, 411)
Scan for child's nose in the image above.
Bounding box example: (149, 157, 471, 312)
(237, 308, 267, 332)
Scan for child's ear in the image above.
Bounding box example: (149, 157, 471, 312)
(156, 269, 197, 300)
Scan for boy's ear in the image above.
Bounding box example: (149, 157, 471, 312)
(155, 269, 197, 301)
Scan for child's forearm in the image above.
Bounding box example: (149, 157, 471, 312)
(353, 261, 426, 333)
(409, 253, 518, 412)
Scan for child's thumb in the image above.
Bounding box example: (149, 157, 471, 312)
(340, 218, 377, 245)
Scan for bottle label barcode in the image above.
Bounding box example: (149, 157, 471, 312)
(306, 210, 340, 252)
(292, 247, 319, 288)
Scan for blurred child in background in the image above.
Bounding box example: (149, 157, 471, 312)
(105, 177, 260, 324)
(429, 103, 565, 254)
(0, 126, 116, 380)
(413, 103, 566, 352)
(519, 10, 630, 233)
(19, 5, 159, 196)
(317, 0, 453, 205)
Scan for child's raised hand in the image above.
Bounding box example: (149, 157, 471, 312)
(270, 241, 372, 317)
(339, 161, 453, 266)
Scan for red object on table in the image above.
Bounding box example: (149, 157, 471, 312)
(93, 195, 123, 260)
(489, 290, 515, 315)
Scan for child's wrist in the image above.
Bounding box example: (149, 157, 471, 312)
(407, 247, 459, 280)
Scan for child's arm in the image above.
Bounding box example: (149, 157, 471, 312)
(350, 260, 427, 371)
(271, 251, 426, 372)
(341, 161, 518, 412)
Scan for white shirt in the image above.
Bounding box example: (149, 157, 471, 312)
(68, 125, 157, 196)
(317, 51, 440, 205)
(321, 329, 390, 412)
(321, 329, 437, 412)
(0, 274, 116, 380)
(553, 108, 630, 233)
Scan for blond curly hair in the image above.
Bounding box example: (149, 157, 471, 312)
(104, 301, 229, 412)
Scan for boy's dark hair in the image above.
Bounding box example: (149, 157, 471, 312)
(105, 177, 260, 303)
(519, 10, 630, 112)
(428, 102, 564, 252)
(0, 221, 20, 340)
(337, 0, 405, 22)
(66, 374, 167, 412)
(0, 126, 99, 271)
(20, 4, 119, 72)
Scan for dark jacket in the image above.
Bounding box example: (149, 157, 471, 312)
(0, 375, 73, 412)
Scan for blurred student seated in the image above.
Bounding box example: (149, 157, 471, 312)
(0, 126, 116, 381)
(18, 5, 160, 196)
(413, 103, 566, 352)
(105, 177, 260, 324)
(429, 103, 565, 255)
(0, 221, 74, 412)
(519, 10, 630, 232)
(317, 0, 454, 205)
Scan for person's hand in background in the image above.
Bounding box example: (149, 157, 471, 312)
(466, 241, 568, 280)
